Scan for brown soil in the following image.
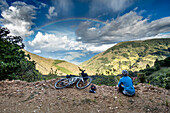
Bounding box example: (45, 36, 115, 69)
(0, 79, 169, 113)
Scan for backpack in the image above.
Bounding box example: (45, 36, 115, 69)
(90, 84, 96, 90)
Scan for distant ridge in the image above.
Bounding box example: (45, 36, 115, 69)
(80, 38, 170, 75)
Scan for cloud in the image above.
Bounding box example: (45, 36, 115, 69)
(39, 2, 47, 8)
(51, 0, 73, 16)
(33, 50, 41, 53)
(46, 6, 58, 19)
(0, 0, 9, 11)
(64, 52, 86, 61)
(135, 33, 170, 41)
(0, 1, 36, 37)
(89, 0, 135, 16)
(76, 11, 170, 44)
(28, 32, 87, 52)
(27, 31, 117, 54)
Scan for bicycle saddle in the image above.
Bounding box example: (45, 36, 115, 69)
(66, 75, 73, 78)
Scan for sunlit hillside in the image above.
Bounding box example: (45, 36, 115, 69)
(80, 38, 170, 75)
(23, 50, 95, 75)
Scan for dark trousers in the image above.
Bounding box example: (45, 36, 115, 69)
(119, 85, 135, 97)
(119, 85, 124, 93)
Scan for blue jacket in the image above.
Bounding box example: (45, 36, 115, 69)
(118, 76, 135, 95)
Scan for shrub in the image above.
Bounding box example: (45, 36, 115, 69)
(137, 73, 146, 83)
(164, 77, 170, 89)
(121, 53, 129, 59)
(92, 75, 119, 86)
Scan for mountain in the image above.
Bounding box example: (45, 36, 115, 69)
(80, 38, 170, 75)
(0, 80, 169, 113)
(23, 50, 94, 75)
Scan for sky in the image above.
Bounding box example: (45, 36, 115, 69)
(0, 0, 170, 64)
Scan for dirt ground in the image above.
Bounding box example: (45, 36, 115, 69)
(0, 79, 169, 113)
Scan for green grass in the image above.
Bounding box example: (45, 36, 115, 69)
(55, 65, 73, 74)
(54, 60, 66, 64)
(53, 60, 73, 74)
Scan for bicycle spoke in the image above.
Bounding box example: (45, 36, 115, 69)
(76, 77, 92, 89)
(54, 78, 69, 89)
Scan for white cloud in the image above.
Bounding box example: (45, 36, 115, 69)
(27, 31, 117, 53)
(40, 3, 47, 8)
(76, 11, 170, 44)
(0, 1, 36, 37)
(46, 6, 58, 19)
(0, 0, 9, 11)
(89, 0, 134, 16)
(64, 52, 86, 61)
(135, 33, 170, 41)
(28, 32, 87, 52)
(51, 0, 73, 16)
(33, 50, 41, 53)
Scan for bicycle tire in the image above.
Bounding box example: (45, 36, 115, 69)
(54, 78, 69, 89)
(76, 77, 92, 89)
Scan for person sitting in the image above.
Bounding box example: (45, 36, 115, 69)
(117, 70, 135, 96)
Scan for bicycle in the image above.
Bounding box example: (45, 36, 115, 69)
(54, 70, 92, 89)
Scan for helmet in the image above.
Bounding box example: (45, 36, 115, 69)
(122, 70, 128, 76)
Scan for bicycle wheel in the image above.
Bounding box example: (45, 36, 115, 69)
(76, 77, 92, 89)
(54, 78, 69, 89)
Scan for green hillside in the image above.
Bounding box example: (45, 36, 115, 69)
(80, 38, 170, 75)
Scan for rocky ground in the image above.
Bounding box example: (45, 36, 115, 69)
(0, 79, 169, 113)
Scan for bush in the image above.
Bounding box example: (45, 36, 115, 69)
(164, 77, 170, 89)
(121, 53, 129, 58)
(92, 75, 119, 86)
(128, 71, 137, 77)
(137, 73, 146, 83)
(147, 71, 170, 89)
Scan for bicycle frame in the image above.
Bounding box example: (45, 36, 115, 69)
(68, 77, 84, 85)
(55, 69, 92, 89)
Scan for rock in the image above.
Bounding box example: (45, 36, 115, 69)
(109, 107, 114, 110)
(94, 95, 98, 98)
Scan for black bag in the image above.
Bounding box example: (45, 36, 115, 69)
(90, 84, 96, 90)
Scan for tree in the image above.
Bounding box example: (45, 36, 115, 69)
(0, 27, 41, 81)
(146, 64, 150, 69)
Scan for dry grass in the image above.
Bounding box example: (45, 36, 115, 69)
(22, 50, 95, 75)
(23, 49, 58, 75)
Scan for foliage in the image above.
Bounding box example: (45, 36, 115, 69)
(121, 53, 129, 59)
(112, 56, 116, 60)
(81, 38, 170, 75)
(0, 27, 42, 81)
(137, 73, 146, 83)
(128, 71, 137, 77)
(98, 57, 110, 64)
(92, 75, 119, 86)
(148, 69, 170, 89)
(146, 64, 150, 69)
(43, 74, 58, 80)
(139, 57, 170, 89)
(155, 57, 170, 67)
